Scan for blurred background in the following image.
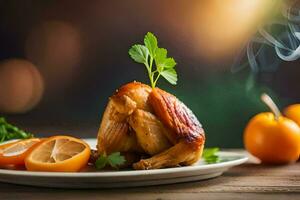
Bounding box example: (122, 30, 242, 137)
(0, 0, 299, 147)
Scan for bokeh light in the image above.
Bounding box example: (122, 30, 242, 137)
(0, 59, 44, 113)
(0, 0, 298, 146)
(190, 0, 276, 61)
(25, 21, 81, 94)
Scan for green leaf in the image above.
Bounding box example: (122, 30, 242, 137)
(155, 48, 167, 64)
(203, 148, 219, 157)
(107, 152, 126, 168)
(95, 152, 126, 170)
(0, 117, 33, 143)
(144, 32, 158, 57)
(161, 68, 178, 85)
(155, 48, 167, 71)
(95, 155, 108, 169)
(163, 58, 176, 69)
(204, 155, 219, 164)
(129, 32, 179, 88)
(155, 48, 176, 70)
(0, 125, 6, 143)
(0, 117, 6, 124)
(129, 44, 149, 64)
(202, 148, 220, 164)
(156, 58, 177, 72)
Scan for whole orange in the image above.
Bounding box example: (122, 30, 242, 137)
(244, 112, 300, 164)
(284, 104, 300, 126)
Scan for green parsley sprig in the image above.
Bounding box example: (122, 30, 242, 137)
(95, 152, 126, 169)
(0, 117, 33, 143)
(202, 148, 220, 164)
(129, 32, 177, 88)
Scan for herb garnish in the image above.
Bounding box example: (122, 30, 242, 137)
(129, 32, 177, 88)
(95, 152, 126, 169)
(108, 33, 220, 168)
(202, 148, 220, 164)
(0, 117, 33, 143)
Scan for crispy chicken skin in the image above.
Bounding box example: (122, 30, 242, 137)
(149, 88, 205, 147)
(132, 88, 205, 169)
(128, 109, 172, 155)
(97, 82, 205, 169)
(97, 100, 141, 155)
(112, 82, 153, 113)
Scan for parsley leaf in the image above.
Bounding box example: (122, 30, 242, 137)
(161, 68, 177, 85)
(107, 152, 126, 168)
(129, 32, 178, 88)
(155, 48, 167, 64)
(0, 117, 33, 143)
(95, 152, 126, 170)
(95, 154, 108, 169)
(144, 32, 158, 58)
(128, 44, 149, 64)
(202, 148, 220, 164)
(155, 49, 176, 70)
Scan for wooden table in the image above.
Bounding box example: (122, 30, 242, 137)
(0, 150, 299, 200)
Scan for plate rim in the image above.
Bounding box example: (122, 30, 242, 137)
(0, 151, 248, 177)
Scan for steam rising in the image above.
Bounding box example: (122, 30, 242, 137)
(233, 1, 300, 72)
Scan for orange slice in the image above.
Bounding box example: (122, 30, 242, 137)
(25, 136, 91, 172)
(0, 138, 42, 166)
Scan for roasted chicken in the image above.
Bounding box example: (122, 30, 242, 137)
(97, 82, 205, 169)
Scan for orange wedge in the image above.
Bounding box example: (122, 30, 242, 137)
(0, 138, 42, 166)
(25, 136, 91, 172)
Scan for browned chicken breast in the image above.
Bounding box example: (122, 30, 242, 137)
(97, 82, 151, 155)
(128, 109, 172, 155)
(97, 82, 205, 169)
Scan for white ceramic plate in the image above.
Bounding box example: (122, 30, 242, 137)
(0, 139, 248, 188)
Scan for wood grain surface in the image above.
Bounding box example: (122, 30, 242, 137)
(0, 150, 299, 200)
